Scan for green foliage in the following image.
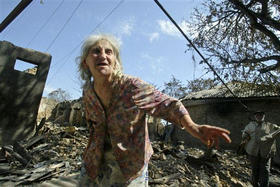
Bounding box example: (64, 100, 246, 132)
(186, 78, 219, 93)
(162, 75, 188, 98)
(162, 76, 219, 98)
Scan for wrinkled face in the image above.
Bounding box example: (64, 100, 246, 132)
(84, 39, 116, 79)
(255, 113, 265, 122)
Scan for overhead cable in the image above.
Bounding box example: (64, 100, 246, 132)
(46, 0, 83, 52)
(48, 0, 125, 85)
(27, 0, 65, 47)
(154, 0, 250, 112)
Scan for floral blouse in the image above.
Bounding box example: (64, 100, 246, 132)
(82, 74, 188, 182)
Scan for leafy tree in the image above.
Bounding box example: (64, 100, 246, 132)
(162, 75, 188, 99)
(160, 76, 188, 127)
(186, 78, 219, 93)
(47, 88, 71, 102)
(187, 0, 280, 88)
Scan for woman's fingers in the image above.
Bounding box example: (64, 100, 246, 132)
(209, 126, 230, 135)
(200, 125, 231, 147)
(210, 129, 231, 143)
(134, 93, 154, 105)
(133, 85, 154, 99)
(220, 132, 231, 143)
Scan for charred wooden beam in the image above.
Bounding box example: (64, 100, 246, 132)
(0, 0, 33, 32)
(35, 117, 46, 136)
(2, 145, 29, 166)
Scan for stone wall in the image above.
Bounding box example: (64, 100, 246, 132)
(39, 96, 280, 151)
(171, 97, 280, 149)
(47, 98, 86, 126)
(37, 97, 58, 123)
(147, 116, 165, 141)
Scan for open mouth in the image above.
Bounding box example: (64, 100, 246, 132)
(97, 62, 108, 67)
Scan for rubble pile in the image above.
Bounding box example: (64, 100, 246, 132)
(0, 122, 279, 186)
(150, 141, 280, 187)
(0, 122, 87, 186)
(149, 141, 252, 186)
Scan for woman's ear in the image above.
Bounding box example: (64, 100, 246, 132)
(114, 60, 119, 70)
(82, 60, 88, 68)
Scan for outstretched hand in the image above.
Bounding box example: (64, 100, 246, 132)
(197, 125, 231, 148)
(180, 115, 231, 148)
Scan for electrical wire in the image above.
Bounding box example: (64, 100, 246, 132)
(46, 0, 83, 52)
(1, 0, 36, 40)
(53, 0, 125, 70)
(27, 0, 65, 47)
(47, 0, 125, 84)
(154, 0, 250, 112)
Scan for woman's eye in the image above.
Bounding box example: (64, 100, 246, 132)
(91, 49, 100, 54)
(106, 49, 113, 55)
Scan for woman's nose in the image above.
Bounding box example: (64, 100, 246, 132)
(98, 50, 106, 60)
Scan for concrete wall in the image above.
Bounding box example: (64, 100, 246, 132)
(0, 41, 51, 145)
(172, 97, 280, 149)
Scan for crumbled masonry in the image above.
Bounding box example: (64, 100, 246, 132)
(0, 121, 279, 186)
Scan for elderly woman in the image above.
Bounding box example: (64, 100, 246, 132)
(77, 34, 231, 186)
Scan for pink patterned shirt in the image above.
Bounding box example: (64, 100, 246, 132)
(82, 75, 188, 182)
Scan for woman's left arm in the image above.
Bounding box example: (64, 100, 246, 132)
(131, 78, 231, 147)
(180, 114, 231, 148)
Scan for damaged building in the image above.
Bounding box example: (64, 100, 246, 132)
(174, 82, 280, 163)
